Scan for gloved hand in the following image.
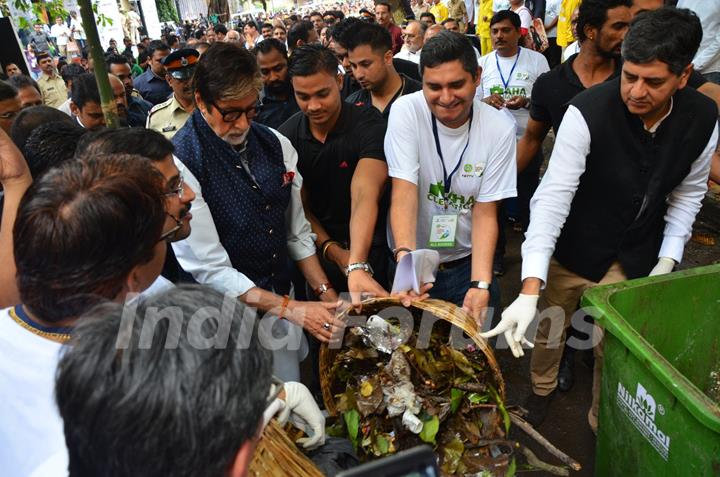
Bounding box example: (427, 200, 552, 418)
(480, 294, 538, 358)
(262, 397, 285, 430)
(649, 257, 676, 277)
(277, 382, 326, 450)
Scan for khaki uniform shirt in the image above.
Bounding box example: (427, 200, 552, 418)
(37, 73, 67, 109)
(447, 0, 468, 25)
(146, 95, 191, 140)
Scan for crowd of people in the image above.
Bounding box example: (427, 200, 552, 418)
(1, 0, 719, 476)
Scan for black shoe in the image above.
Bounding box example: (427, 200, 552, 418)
(557, 347, 576, 392)
(523, 391, 556, 428)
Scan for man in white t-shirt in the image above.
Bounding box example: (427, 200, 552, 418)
(0, 154, 171, 477)
(478, 10, 549, 275)
(386, 30, 517, 323)
(50, 17, 71, 58)
(478, 10, 550, 139)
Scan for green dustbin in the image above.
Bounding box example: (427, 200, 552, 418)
(581, 264, 720, 476)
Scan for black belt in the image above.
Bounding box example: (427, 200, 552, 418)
(438, 254, 471, 271)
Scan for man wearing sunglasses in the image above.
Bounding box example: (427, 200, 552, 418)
(147, 48, 199, 139)
(172, 42, 341, 382)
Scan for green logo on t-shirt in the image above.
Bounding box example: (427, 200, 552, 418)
(490, 85, 528, 100)
(463, 164, 473, 173)
(427, 182, 475, 210)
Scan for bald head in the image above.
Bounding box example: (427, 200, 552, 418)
(404, 20, 426, 54)
(226, 29, 241, 43)
(424, 24, 444, 42)
(108, 74, 128, 119)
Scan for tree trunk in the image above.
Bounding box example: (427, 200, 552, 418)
(78, 0, 119, 128)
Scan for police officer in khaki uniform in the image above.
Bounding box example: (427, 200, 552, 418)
(146, 49, 198, 139)
(36, 52, 68, 109)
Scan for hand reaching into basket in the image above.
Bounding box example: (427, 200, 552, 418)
(393, 282, 434, 307)
(480, 294, 538, 358)
(276, 382, 326, 450)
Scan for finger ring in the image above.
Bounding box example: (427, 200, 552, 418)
(323, 322, 331, 330)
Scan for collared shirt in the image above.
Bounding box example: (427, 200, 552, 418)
(37, 72, 68, 109)
(345, 74, 422, 120)
(394, 47, 421, 65)
(256, 85, 300, 130)
(278, 102, 387, 242)
(447, 0, 468, 23)
(146, 94, 191, 138)
(50, 23, 70, 46)
(133, 69, 173, 106)
(522, 103, 718, 283)
(28, 31, 51, 53)
(171, 130, 316, 298)
(529, 53, 622, 134)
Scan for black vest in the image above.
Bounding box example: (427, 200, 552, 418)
(554, 77, 717, 281)
(173, 110, 292, 294)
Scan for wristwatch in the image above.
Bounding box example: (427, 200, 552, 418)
(469, 280, 491, 290)
(345, 262, 374, 277)
(313, 283, 334, 297)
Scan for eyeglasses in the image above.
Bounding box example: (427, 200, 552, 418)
(163, 174, 185, 199)
(210, 100, 259, 123)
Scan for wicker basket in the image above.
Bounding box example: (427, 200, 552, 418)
(249, 420, 324, 477)
(320, 297, 505, 416)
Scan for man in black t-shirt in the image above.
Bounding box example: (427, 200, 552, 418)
(344, 22, 422, 119)
(279, 45, 390, 305)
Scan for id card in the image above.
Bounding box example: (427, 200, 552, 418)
(429, 214, 458, 248)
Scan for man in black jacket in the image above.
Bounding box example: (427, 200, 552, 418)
(483, 7, 718, 432)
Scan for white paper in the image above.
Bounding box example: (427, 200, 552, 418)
(391, 249, 440, 294)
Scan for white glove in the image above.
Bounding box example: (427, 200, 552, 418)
(277, 382, 326, 450)
(262, 397, 286, 430)
(480, 294, 538, 358)
(649, 257, 676, 277)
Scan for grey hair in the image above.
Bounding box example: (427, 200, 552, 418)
(622, 7, 702, 76)
(55, 285, 273, 477)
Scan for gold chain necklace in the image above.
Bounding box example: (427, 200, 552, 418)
(8, 306, 71, 344)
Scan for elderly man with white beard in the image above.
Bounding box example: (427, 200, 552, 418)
(170, 42, 342, 382)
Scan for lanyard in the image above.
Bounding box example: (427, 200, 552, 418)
(496, 48, 521, 91)
(431, 107, 473, 210)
